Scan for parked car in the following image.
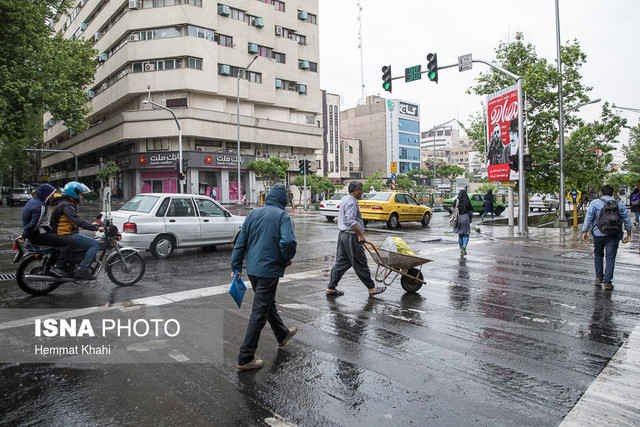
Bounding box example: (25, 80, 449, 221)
(442, 193, 506, 216)
(358, 192, 432, 229)
(529, 194, 560, 212)
(7, 188, 33, 206)
(108, 193, 245, 259)
(318, 193, 348, 222)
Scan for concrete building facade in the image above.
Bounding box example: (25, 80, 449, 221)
(43, 0, 322, 203)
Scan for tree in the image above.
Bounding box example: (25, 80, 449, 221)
(466, 32, 593, 194)
(406, 169, 434, 185)
(96, 161, 122, 196)
(622, 123, 640, 175)
(437, 165, 466, 182)
(0, 0, 97, 185)
(394, 174, 414, 191)
(291, 174, 338, 203)
(246, 157, 289, 190)
(564, 103, 627, 196)
(364, 170, 385, 191)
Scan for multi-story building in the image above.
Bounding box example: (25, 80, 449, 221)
(420, 126, 473, 170)
(43, 0, 322, 203)
(315, 91, 362, 183)
(340, 95, 420, 178)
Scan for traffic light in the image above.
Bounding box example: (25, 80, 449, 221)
(182, 157, 189, 173)
(508, 154, 519, 172)
(523, 154, 532, 171)
(179, 172, 186, 181)
(426, 53, 438, 83)
(381, 65, 392, 93)
(299, 159, 305, 174)
(304, 159, 312, 175)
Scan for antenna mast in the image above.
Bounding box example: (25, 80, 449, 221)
(357, 0, 365, 103)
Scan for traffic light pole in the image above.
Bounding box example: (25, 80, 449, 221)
(303, 163, 307, 211)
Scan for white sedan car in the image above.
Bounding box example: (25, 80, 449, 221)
(109, 193, 245, 259)
(318, 193, 348, 222)
(529, 194, 560, 212)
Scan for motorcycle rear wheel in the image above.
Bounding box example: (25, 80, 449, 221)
(106, 249, 145, 286)
(16, 255, 61, 296)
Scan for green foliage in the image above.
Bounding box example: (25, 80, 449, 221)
(82, 191, 98, 201)
(364, 170, 385, 191)
(406, 169, 434, 185)
(291, 174, 337, 198)
(96, 161, 121, 183)
(394, 174, 414, 191)
(0, 0, 97, 185)
(247, 158, 290, 187)
(477, 183, 498, 194)
(565, 103, 626, 195)
(437, 165, 466, 182)
(466, 32, 593, 194)
(622, 123, 640, 175)
(607, 173, 640, 192)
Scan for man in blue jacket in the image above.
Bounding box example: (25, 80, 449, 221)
(581, 184, 632, 291)
(17, 183, 76, 278)
(231, 184, 297, 370)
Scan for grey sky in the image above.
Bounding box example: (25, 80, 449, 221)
(318, 0, 640, 150)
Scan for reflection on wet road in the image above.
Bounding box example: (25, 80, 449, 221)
(1, 204, 639, 425)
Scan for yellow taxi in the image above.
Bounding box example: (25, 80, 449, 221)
(358, 192, 432, 229)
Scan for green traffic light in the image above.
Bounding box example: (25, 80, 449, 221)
(383, 82, 390, 90)
(428, 71, 436, 80)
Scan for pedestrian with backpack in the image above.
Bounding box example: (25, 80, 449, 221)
(581, 184, 632, 291)
(630, 186, 640, 226)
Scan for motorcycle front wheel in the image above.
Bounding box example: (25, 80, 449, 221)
(106, 249, 145, 286)
(16, 255, 61, 296)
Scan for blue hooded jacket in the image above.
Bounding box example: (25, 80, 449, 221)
(231, 184, 296, 278)
(21, 183, 56, 239)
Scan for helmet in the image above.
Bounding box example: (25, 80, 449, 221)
(63, 181, 91, 200)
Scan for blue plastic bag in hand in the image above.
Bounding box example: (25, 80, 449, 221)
(229, 271, 247, 308)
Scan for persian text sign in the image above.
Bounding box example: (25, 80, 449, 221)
(486, 85, 520, 181)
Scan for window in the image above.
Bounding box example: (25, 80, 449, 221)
(195, 139, 223, 147)
(139, 27, 181, 40)
(257, 0, 284, 11)
(155, 198, 170, 217)
(399, 147, 420, 161)
(195, 199, 226, 217)
(272, 52, 285, 63)
(229, 8, 246, 22)
(330, 161, 334, 172)
(185, 0, 202, 5)
(220, 65, 262, 83)
(306, 12, 317, 24)
(217, 34, 233, 47)
(399, 118, 419, 133)
(167, 198, 195, 217)
(187, 57, 202, 69)
(257, 45, 273, 58)
(188, 25, 214, 41)
(399, 132, 420, 147)
(146, 138, 169, 151)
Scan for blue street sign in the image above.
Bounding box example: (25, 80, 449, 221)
(391, 173, 397, 180)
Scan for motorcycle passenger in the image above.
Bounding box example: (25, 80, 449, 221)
(50, 182, 104, 280)
(17, 183, 77, 278)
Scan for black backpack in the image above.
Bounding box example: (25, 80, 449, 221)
(595, 198, 623, 235)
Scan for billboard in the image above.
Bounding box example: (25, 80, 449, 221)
(486, 85, 519, 181)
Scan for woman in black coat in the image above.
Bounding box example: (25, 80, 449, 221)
(630, 186, 640, 225)
(482, 189, 495, 220)
(452, 189, 473, 256)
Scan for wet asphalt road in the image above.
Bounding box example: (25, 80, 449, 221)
(1, 201, 639, 426)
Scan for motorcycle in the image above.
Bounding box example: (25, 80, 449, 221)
(12, 215, 145, 296)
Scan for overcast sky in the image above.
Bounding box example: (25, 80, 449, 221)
(318, 0, 640, 151)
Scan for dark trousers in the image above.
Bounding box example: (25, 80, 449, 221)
(238, 275, 289, 365)
(29, 233, 76, 268)
(592, 234, 620, 283)
(327, 231, 375, 290)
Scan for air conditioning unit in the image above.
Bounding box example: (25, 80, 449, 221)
(99, 52, 108, 61)
(253, 17, 264, 28)
(129, 33, 140, 41)
(248, 43, 258, 54)
(255, 150, 262, 156)
(219, 64, 231, 75)
(80, 22, 88, 30)
(218, 5, 230, 16)
(87, 90, 95, 99)
(275, 78, 282, 89)
(144, 63, 155, 71)
(275, 26, 283, 36)
(48, 119, 55, 127)
(298, 10, 308, 21)
(299, 60, 310, 70)
(298, 84, 306, 94)
(129, 0, 138, 9)
(197, 147, 203, 152)
(94, 32, 101, 41)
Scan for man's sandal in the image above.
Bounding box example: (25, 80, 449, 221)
(368, 286, 387, 296)
(325, 289, 344, 296)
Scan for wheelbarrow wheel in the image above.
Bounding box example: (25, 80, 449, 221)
(401, 268, 424, 293)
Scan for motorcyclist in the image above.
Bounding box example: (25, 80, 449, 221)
(17, 183, 77, 278)
(50, 182, 104, 280)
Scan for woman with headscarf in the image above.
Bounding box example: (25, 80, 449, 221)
(482, 189, 495, 220)
(452, 189, 473, 256)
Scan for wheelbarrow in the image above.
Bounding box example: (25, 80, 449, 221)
(362, 241, 432, 292)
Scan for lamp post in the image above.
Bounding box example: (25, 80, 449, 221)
(612, 104, 640, 114)
(142, 86, 183, 193)
(236, 54, 259, 204)
(142, 85, 184, 193)
(24, 148, 78, 181)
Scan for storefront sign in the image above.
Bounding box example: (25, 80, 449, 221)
(122, 152, 256, 169)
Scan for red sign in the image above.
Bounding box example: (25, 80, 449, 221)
(138, 155, 147, 165)
(204, 155, 213, 164)
(487, 86, 519, 181)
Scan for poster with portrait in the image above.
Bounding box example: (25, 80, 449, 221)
(486, 85, 520, 181)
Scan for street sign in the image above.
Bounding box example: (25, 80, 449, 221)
(404, 65, 422, 82)
(567, 189, 581, 203)
(501, 181, 516, 187)
(390, 173, 397, 180)
(458, 54, 472, 72)
(390, 162, 397, 174)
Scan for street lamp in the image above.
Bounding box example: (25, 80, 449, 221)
(142, 86, 183, 193)
(559, 97, 601, 218)
(24, 148, 78, 181)
(236, 54, 259, 204)
(612, 104, 640, 114)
